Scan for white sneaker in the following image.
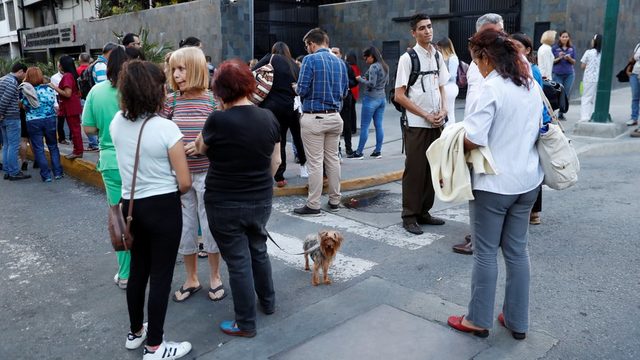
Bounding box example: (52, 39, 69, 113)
(113, 273, 128, 290)
(125, 322, 148, 350)
(143, 340, 192, 360)
(626, 119, 638, 126)
(299, 164, 309, 178)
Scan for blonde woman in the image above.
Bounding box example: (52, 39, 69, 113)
(437, 37, 460, 123)
(537, 30, 556, 79)
(161, 47, 226, 303)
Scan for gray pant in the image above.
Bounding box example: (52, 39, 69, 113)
(467, 187, 539, 333)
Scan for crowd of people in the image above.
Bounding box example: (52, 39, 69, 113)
(0, 12, 639, 360)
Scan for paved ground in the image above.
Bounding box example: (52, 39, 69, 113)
(1, 88, 639, 359)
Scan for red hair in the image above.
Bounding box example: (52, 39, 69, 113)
(212, 59, 256, 104)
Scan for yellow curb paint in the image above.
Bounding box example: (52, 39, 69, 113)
(27, 147, 104, 189)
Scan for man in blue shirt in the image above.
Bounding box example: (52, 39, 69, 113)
(0, 62, 31, 180)
(294, 28, 349, 215)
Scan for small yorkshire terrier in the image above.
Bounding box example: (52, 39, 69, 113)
(303, 230, 344, 286)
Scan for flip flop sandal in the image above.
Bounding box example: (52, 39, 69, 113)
(172, 285, 202, 302)
(198, 251, 208, 259)
(208, 285, 227, 302)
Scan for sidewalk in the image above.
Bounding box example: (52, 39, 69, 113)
(34, 86, 640, 194)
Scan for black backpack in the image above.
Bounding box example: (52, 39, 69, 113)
(389, 48, 440, 113)
(77, 60, 103, 100)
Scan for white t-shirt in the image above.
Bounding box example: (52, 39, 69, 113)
(464, 62, 484, 117)
(537, 44, 554, 79)
(110, 112, 184, 199)
(581, 49, 601, 83)
(463, 71, 544, 195)
(395, 44, 450, 128)
(632, 43, 640, 75)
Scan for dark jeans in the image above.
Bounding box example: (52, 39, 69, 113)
(27, 117, 63, 181)
(340, 92, 356, 152)
(205, 197, 275, 332)
(269, 106, 306, 181)
(57, 115, 68, 142)
(124, 191, 182, 347)
(401, 126, 442, 224)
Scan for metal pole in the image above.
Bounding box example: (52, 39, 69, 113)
(591, 0, 620, 123)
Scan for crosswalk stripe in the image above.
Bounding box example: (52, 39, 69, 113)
(267, 232, 377, 282)
(433, 207, 470, 224)
(272, 203, 443, 250)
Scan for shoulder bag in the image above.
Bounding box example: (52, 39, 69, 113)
(108, 115, 153, 251)
(535, 83, 580, 190)
(250, 54, 275, 105)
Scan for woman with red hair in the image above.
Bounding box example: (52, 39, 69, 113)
(195, 59, 281, 338)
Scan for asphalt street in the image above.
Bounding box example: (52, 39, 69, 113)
(0, 151, 639, 359)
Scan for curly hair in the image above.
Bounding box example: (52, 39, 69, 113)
(118, 60, 166, 121)
(212, 59, 255, 104)
(469, 29, 531, 88)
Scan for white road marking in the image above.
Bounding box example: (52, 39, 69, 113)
(267, 232, 376, 282)
(433, 207, 470, 225)
(272, 203, 443, 250)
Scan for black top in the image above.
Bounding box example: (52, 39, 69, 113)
(202, 105, 280, 201)
(253, 54, 299, 111)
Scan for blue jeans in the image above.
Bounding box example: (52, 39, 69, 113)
(27, 117, 63, 181)
(205, 197, 275, 332)
(552, 72, 575, 113)
(1, 119, 22, 176)
(87, 134, 99, 148)
(357, 96, 386, 154)
(630, 74, 640, 120)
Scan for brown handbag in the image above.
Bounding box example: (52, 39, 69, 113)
(108, 115, 152, 252)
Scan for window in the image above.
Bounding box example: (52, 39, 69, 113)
(6, 1, 16, 30)
(0, 4, 5, 22)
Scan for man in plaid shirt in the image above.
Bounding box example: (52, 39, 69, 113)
(0, 62, 30, 180)
(294, 28, 349, 215)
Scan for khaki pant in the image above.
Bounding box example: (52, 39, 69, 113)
(300, 112, 344, 209)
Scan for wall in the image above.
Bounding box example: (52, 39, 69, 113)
(220, 0, 253, 62)
(56, 0, 97, 24)
(20, 0, 225, 64)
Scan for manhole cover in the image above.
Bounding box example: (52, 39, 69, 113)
(342, 190, 400, 213)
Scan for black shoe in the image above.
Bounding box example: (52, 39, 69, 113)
(347, 152, 364, 159)
(327, 201, 339, 211)
(417, 214, 446, 225)
(3, 173, 8, 180)
(21, 162, 28, 171)
(8, 172, 32, 181)
(346, 149, 354, 156)
(370, 151, 382, 159)
(293, 205, 321, 216)
(403, 222, 423, 235)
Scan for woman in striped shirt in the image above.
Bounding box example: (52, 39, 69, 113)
(162, 47, 226, 303)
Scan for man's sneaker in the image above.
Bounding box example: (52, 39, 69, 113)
(626, 119, 638, 126)
(370, 151, 382, 159)
(86, 146, 100, 152)
(299, 164, 309, 178)
(142, 341, 192, 360)
(114, 273, 128, 290)
(293, 205, 321, 216)
(125, 322, 148, 350)
(327, 201, 339, 211)
(348, 152, 364, 159)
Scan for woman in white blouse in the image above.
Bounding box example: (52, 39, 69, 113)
(437, 37, 460, 123)
(580, 34, 602, 122)
(537, 30, 556, 79)
(447, 29, 544, 341)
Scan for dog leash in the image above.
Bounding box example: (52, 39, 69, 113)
(265, 229, 320, 256)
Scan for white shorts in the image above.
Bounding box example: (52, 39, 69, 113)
(178, 172, 219, 255)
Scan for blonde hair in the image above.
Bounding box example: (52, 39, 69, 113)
(436, 37, 456, 58)
(540, 30, 557, 46)
(168, 47, 209, 92)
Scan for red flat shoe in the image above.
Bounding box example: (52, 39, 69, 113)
(497, 313, 526, 340)
(447, 315, 489, 338)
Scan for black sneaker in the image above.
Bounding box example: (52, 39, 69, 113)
(370, 151, 382, 159)
(293, 205, 321, 216)
(8, 172, 31, 181)
(327, 202, 339, 211)
(348, 152, 364, 159)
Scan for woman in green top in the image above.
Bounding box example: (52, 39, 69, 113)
(82, 46, 131, 290)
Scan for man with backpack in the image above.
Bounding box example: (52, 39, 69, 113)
(393, 13, 449, 235)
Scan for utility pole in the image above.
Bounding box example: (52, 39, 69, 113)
(591, 0, 620, 123)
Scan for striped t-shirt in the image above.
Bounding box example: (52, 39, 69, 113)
(162, 90, 217, 173)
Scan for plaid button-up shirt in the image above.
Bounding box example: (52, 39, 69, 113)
(297, 48, 349, 113)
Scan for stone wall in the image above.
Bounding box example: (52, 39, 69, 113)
(220, 0, 253, 62)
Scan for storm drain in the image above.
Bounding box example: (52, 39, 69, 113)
(342, 190, 400, 213)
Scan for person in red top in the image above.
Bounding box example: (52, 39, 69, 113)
(76, 53, 92, 78)
(346, 52, 361, 135)
(50, 55, 83, 159)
